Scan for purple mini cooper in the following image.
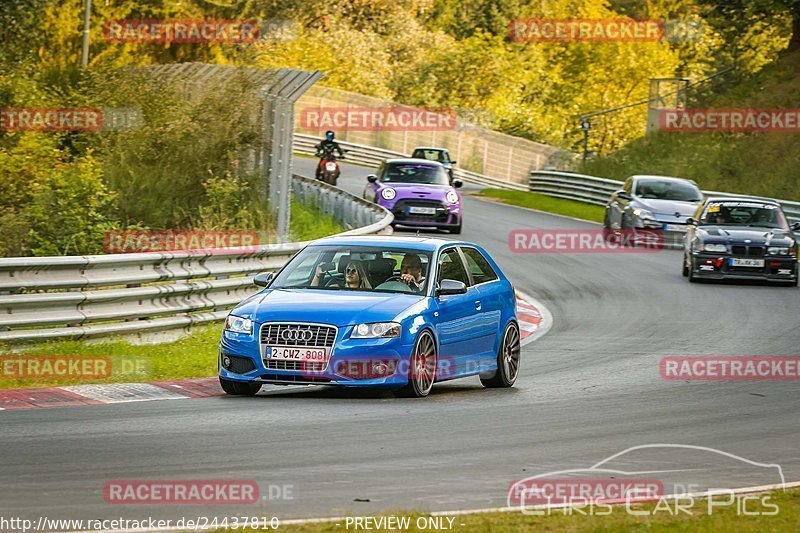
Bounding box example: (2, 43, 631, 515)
(363, 158, 463, 234)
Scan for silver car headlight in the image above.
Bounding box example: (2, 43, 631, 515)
(704, 243, 727, 253)
(445, 190, 459, 204)
(633, 208, 654, 219)
(225, 315, 253, 334)
(767, 246, 790, 256)
(351, 322, 401, 339)
(381, 188, 396, 200)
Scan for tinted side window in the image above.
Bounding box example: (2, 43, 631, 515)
(437, 248, 470, 286)
(461, 247, 498, 284)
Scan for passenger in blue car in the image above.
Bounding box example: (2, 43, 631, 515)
(311, 259, 371, 289)
(342, 260, 372, 289)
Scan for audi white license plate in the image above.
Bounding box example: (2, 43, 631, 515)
(730, 258, 764, 267)
(663, 223, 687, 232)
(409, 206, 436, 215)
(265, 346, 327, 362)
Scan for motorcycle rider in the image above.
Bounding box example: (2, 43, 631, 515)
(315, 130, 345, 180)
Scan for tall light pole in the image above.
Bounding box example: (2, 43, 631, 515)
(81, 0, 92, 69)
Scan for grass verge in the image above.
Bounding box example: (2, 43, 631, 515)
(475, 189, 605, 223)
(0, 324, 221, 390)
(0, 199, 344, 391)
(223, 487, 800, 532)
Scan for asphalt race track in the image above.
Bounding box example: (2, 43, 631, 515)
(1, 159, 799, 523)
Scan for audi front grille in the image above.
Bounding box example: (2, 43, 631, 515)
(260, 323, 337, 348)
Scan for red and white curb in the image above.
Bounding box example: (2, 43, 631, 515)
(0, 294, 551, 411)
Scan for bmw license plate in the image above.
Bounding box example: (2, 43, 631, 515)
(730, 258, 764, 267)
(265, 346, 327, 362)
(663, 223, 687, 232)
(409, 206, 436, 215)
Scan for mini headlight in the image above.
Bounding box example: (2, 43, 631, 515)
(381, 188, 396, 200)
(767, 246, 790, 256)
(704, 243, 727, 253)
(225, 315, 253, 334)
(446, 190, 459, 204)
(351, 322, 401, 339)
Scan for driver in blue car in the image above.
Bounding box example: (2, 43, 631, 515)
(400, 254, 425, 293)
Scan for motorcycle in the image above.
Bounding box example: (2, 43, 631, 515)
(315, 146, 347, 186)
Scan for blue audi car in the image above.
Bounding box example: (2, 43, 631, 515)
(218, 236, 520, 397)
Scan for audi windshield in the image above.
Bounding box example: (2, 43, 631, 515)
(270, 246, 433, 294)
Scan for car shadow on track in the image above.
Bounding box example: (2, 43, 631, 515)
(216, 382, 516, 401)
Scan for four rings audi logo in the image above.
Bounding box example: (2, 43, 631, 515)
(281, 329, 314, 342)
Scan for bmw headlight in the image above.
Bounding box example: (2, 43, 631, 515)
(225, 315, 253, 334)
(351, 322, 401, 339)
(767, 246, 790, 256)
(704, 243, 727, 253)
(381, 188, 396, 200)
(633, 208, 654, 219)
(445, 190, 459, 204)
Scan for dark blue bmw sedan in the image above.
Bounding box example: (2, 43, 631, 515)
(218, 236, 520, 397)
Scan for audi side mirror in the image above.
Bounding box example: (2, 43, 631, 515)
(436, 279, 467, 297)
(253, 271, 274, 287)
(367, 174, 377, 183)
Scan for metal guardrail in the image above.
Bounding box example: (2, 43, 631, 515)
(294, 134, 529, 191)
(529, 170, 800, 225)
(0, 176, 392, 343)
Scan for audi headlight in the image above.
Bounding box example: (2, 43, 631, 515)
(351, 322, 401, 339)
(381, 188, 396, 200)
(225, 315, 253, 334)
(767, 246, 790, 256)
(704, 243, 727, 253)
(445, 190, 459, 204)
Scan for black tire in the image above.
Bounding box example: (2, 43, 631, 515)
(682, 253, 689, 277)
(602, 212, 612, 237)
(688, 257, 698, 283)
(481, 322, 521, 388)
(219, 377, 262, 396)
(395, 330, 437, 398)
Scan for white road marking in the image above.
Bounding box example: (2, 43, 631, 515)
(60, 383, 189, 404)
